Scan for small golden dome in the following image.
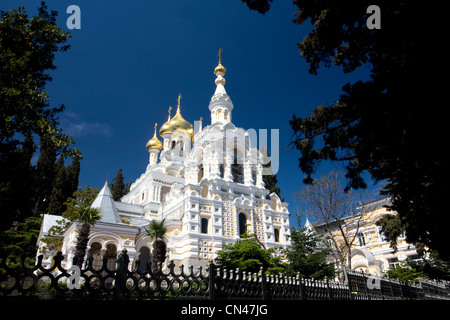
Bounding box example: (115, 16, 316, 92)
(170, 93, 192, 132)
(214, 48, 226, 75)
(159, 107, 176, 136)
(214, 61, 226, 75)
(146, 123, 163, 151)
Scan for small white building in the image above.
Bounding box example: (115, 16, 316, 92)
(37, 55, 291, 270)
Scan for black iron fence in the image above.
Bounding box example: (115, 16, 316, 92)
(346, 269, 450, 300)
(1, 251, 449, 300)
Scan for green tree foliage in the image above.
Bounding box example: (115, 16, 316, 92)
(215, 234, 288, 275)
(46, 155, 81, 215)
(62, 185, 100, 222)
(260, 146, 284, 201)
(239, 0, 272, 14)
(286, 227, 334, 280)
(145, 219, 168, 272)
(0, 3, 77, 230)
(109, 168, 131, 201)
(242, 1, 449, 260)
(40, 185, 99, 254)
(0, 216, 42, 265)
(385, 263, 424, 283)
(408, 259, 450, 281)
(33, 139, 57, 216)
(375, 214, 405, 253)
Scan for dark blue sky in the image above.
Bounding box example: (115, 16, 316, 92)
(3, 0, 375, 227)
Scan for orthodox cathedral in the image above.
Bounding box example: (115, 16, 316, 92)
(37, 52, 291, 270)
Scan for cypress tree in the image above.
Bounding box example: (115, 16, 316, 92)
(47, 156, 66, 215)
(110, 168, 130, 201)
(64, 154, 81, 200)
(34, 139, 58, 216)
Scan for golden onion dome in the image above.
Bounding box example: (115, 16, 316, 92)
(214, 61, 226, 75)
(214, 48, 226, 75)
(146, 123, 163, 151)
(171, 109, 192, 131)
(170, 94, 192, 132)
(159, 107, 176, 136)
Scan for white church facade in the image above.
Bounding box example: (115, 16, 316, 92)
(37, 54, 291, 270)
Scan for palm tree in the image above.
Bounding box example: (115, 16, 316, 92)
(145, 219, 167, 273)
(74, 207, 102, 269)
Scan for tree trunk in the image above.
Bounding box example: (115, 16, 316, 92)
(151, 240, 166, 273)
(75, 223, 90, 269)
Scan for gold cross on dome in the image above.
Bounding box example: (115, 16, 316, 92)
(168, 106, 172, 116)
(218, 48, 223, 63)
(154, 122, 158, 131)
(177, 93, 182, 107)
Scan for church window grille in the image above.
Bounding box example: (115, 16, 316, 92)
(201, 218, 209, 234)
(239, 213, 247, 236)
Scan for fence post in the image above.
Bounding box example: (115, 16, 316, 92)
(297, 272, 304, 300)
(362, 271, 370, 300)
(260, 266, 270, 300)
(326, 278, 333, 300)
(388, 278, 394, 298)
(344, 268, 354, 300)
(209, 260, 216, 300)
(114, 248, 129, 300)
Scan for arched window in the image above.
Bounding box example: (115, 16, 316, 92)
(201, 184, 208, 198)
(201, 218, 209, 234)
(198, 164, 204, 181)
(274, 228, 280, 243)
(87, 242, 102, 270)
(239, 213, 247, 236)
(104, 243, 117, 271)
(138, 246, 151, 273)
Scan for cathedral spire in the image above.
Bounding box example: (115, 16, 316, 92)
(209, 49, 234, 124)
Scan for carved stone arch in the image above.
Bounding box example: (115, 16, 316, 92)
(166, 167, 179, 177)
(88, 232, 122, 248)
(223, 122, 236, 130)
(135, 235, 152, 252)
(190, 145, 204, 163)
(190, 190, 199, 197)
(351, 248, 383, 275)
(200, 181, 210, 198)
